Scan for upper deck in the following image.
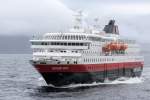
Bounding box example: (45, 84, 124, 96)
(30, 32, 136, 46)
(29, 17, 142, 64)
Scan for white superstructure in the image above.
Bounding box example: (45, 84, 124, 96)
(30, 12, 144, 65)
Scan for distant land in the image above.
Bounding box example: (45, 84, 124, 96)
(0, 35, 149, 54)
(0, 35, 31, 54)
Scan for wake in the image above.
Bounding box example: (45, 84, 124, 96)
(38, 77, 144, 88)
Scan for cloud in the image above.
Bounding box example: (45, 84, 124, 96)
(0, 0, 150, 43)
(63, 0, 150, 16)
(0, 0, 73, 35)
(61, 0, 150, 43)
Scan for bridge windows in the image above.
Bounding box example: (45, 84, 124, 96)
(72, 43, 75, 46)
(56, 42, 60, 45)
(44, 34, 88, 40)
(68, 43, 71, 46)
(60, 42, 64, 45)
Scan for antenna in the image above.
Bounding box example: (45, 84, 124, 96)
(73, 10, 83, 29)
(93, 17, 100, 29)
(69, 10, 85, 33)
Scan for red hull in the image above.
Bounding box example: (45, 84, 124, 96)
(33, 61, 143, 73)
(31, 61, 143, 86)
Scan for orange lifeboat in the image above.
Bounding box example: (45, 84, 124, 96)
(110, 42, 116, 51)
(102, 42, 128, 53)
(109, 42, 120, 51)
(120, 43, 128, 50)
(116, 42, 121, 50)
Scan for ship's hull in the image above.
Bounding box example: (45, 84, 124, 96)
(32, 62, 143, 86)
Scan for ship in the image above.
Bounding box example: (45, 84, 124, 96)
(30, 12, 144, 87)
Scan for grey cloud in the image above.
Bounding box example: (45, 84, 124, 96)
(0, 0, 150, 43)
(61, 0, 150, 43)
(0, 0, 73, 35)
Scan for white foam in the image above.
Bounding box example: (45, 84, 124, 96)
(38, 77, 47, 86)
(38, 77, 144, 88)
(56, 77, 144, 88)
(38, 77, 44, 81)
(110, 77, 144, 84)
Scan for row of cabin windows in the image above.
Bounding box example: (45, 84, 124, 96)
(45, 35, 103, 41)
(118, 39, 135, 44)
(89, 37, 135, 44)
(89, 36, 135, 44)
(32, 42, 88, 46)
(49, 50, 78, 53)
(45, 35, 87, 40)
(56, 61, 78, 64)
(33, 49, 79, 53)
(83, 50, 129, 56)
(84, 51, 100, 54)
(84, 58, 114, 62)
(45, 35, 105, 42)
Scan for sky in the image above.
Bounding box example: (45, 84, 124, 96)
(62, 0, 150, 15)
(61, 0, 150, 43)
(0, 0, 73, 35)
(0, 0, 150, 42)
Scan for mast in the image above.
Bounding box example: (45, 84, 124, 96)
(74, 10, 83, 29)
(70, 10, 85, 33)
(93, 17, 100, 29)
